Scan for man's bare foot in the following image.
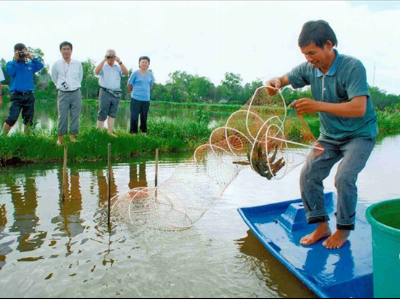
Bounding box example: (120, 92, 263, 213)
(70, 138, 77, 143)
(108, 132, 117, 137)
(322, 230, 350, 249)
(300, 222, 331, 246)
(56, 140, 62, 146)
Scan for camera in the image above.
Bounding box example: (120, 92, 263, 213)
(106, 55, 116, 59)
(18, 51, 26, 58)
(61, 81, 69, 90)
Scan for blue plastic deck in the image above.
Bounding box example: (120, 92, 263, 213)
(237, 192, 373, 298)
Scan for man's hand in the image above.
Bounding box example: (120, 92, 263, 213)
(289, 98, 321, 115)
(265, 78, 281, 96)
(127, 83, 132, 91)
(115, 56, 121, 64)
(26, 52, 33, 60)
(290, 96, 367, 118)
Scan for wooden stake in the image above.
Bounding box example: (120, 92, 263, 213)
(155, 148, 159, 187)
(62, 146, 67, 201)
(107, 143, 111, 227)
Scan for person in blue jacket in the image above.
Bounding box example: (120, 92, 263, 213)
(3, 43, 44, 134)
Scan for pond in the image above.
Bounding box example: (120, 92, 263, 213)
(0, 100, 232, 134)
(0, 134, 400, 297)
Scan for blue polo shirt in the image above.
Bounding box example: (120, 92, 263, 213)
(287, 49, 378, 140)
(6, 58, 44, 92)
(129, 70, 154, 101)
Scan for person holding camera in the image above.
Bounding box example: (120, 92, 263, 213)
(2, 43, 44, 135)
(94, 49, 128, 137)
(51, 41, 83, 145)
(127, 56, 154, 135)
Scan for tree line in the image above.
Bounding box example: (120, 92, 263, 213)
(1, 48, 399, 109)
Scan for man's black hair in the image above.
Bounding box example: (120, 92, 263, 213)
(139, 56, 150, 64)
(298, 20, 338, 49)
(14, 43, 26, 51)
(59, 41, 73, 51)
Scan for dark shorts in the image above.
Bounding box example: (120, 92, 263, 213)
(5, 92, 35, 126)
(98, 89, 120, 121)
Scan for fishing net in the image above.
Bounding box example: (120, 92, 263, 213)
(111, 87, 324, 231)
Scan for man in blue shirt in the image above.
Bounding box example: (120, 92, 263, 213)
(127, 56, 154, 134)
(266, 20, 378, 249)
(3, 43, 44, 134)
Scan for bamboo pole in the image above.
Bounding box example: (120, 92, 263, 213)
(155, 148, 159, 187)
(61, 146, 67, 201)
(107, 143, 111, 227)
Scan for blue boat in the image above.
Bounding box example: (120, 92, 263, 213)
(237, 192, 373, 298)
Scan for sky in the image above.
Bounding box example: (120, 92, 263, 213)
(1, 1, 400, 94)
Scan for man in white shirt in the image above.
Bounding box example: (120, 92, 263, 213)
(51, 41, 83, 145)
(94, 49, 128, 137)
(0, 68, 4, 108)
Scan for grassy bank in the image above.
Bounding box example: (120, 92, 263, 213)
(1, 99, 400, 166)
(0, 117, 212, 166)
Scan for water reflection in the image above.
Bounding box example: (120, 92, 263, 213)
(6, 174, 44, 253)
(0, 204, 10, 269)
(129, 162, 148, 190)
(236, 231, 317, 298)
(95, 169, 119, 203)
(52, 169, 84, 254)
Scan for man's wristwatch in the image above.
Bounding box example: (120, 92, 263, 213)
(119, 62, 123, 65)
(0, 93, 2, 96)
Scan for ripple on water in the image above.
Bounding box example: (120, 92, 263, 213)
(1, 137, 400, 297)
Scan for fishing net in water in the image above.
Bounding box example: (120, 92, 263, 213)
(111, 86, 324, 231)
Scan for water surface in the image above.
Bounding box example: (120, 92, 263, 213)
(0, 135, 400, 297)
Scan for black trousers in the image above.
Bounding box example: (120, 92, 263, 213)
(130, 98, 150, 134)
(5, 92, 35, 126)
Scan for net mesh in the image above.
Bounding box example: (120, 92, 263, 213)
(111, 87, 324, 231)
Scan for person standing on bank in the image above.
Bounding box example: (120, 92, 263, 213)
(2, 43, 44, 134)
(94, 49, 128, 137)
(266, 20, 378, 249)
(127, 56, 154, 135)
(51, 41, 83, 145)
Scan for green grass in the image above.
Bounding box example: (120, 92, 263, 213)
(150, 100, 242, 111)
(1, 99, 400, 166)
(0, 116, 212, 166)
(303, 115, 321, 137)
(376, 110, 400, 133)
(303, 111, 400, 137)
